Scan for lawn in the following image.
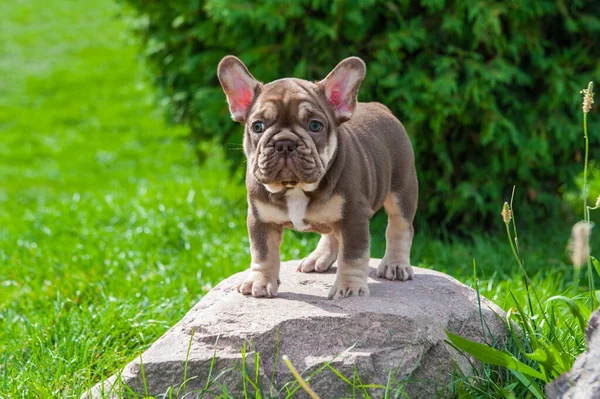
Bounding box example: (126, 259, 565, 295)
(0, 0, 595, 398)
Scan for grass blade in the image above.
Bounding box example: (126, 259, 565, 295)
(545, 296, 588, 338)
(510, 370, 546, 399)
(139, 354, 149, 397)
(282, 355, 320, 399)
(591, 256, 600, 277)
(445, 330, 546, 381)
(176, 327, 195, 398)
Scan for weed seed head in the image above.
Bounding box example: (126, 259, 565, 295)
(501, 202, 512, 225)
(569, 221, 592, 269)
(581, 82, 594, 114)
(596, 195, 600, 208)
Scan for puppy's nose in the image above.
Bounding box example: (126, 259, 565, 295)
(275, 140, 297, 154)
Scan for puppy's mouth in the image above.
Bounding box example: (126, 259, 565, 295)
(253, 144, 322, 186)
(271, 158, 303, 185)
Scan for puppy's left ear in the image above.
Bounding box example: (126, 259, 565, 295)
(319, 57, 366, 123)
(217, 56, 262, 123)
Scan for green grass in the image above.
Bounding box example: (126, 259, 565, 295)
(0, 0, 597, 398)
(0, 0, 249, 396)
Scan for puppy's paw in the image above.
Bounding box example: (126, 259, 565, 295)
(298, 250, 336, 273)
(377, 260, 414, 281)
(328, 280, 370, 299)
(237, 271, 280, 298)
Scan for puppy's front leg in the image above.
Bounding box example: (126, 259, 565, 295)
(298, 233, 338, 273)
(328, 217, 370, 299)
(238, 211, 283, 298)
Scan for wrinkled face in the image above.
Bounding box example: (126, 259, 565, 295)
(217, 56, 365, 193)
(244, 79, 337, 192)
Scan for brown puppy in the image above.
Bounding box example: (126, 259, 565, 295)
(217, 56, 418, 299)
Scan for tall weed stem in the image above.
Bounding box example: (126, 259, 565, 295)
(504, 195, 538, 327)
(583, 112, 589, 222)
(505, 222, 535, 323)
(582, 110, 597, 310)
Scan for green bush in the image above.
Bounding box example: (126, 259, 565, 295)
(121, 0, 600, 230)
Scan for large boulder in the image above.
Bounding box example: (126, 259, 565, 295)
(83, 259, 507, 398)
(546, 308, 600, 398)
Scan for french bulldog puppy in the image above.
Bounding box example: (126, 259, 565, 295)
(217, 56, 418, 299)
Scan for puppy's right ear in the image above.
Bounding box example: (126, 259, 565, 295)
(217, 56, 261, 123)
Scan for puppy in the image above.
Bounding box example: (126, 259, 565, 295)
(217, 56, 418, 299)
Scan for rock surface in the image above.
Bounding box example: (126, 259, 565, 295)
(546, 308, 600, 399)
(83, 259, 507, 399)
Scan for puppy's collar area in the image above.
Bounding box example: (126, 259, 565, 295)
(263, 183, 286, 193)
(262, 181, 320, 195)
(299, 181, 320, 192)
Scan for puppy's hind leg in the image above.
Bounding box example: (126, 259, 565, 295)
(298, 233, 338, 273)
(377, 193, 414, 281)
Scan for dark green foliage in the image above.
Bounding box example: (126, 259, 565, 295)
(121, 0, 600, 230)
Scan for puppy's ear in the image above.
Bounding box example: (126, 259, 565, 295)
(320, 57, 366, 123)
(217, 56, 261, 123)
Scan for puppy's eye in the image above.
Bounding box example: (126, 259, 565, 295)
(308, 120, 323, 132)
(251, 121, 265, 133)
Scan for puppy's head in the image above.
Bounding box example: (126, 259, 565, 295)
(217, 56, 366, 193)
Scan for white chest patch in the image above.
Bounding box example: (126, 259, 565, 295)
(253, 189, 345, 231)
(285, 188, 309, 230)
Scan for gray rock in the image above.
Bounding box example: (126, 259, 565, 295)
(546, 308, 600, 399)
(82, 259, 507, 399)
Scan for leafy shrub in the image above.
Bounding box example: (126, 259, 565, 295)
(121, 0, 600, 230)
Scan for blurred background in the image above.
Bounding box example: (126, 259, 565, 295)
(1, 0, 599, 396)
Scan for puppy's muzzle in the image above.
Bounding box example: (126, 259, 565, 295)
(253, 132, 323, 186)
